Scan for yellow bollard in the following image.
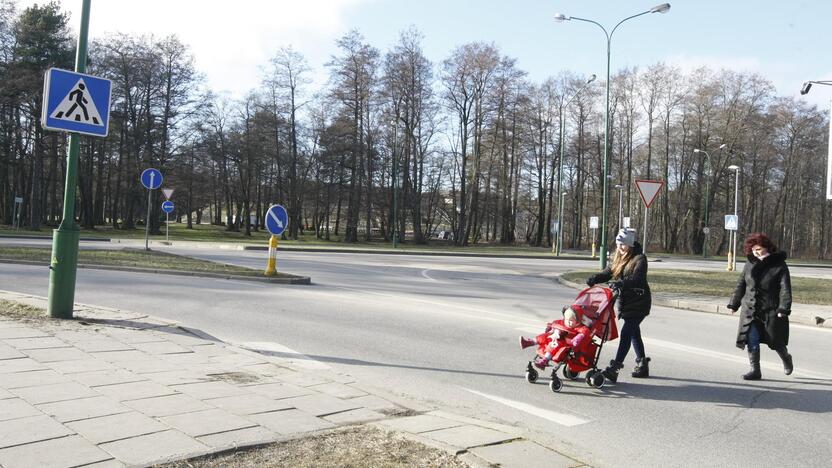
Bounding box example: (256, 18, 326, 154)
(591, 242, 596, 258)
(264, 235, 278, 276)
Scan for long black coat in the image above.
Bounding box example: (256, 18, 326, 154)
(587, 242, 652, 320)
(728, 251, 792, 350)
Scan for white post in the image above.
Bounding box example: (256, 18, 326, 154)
(733, 168, 740, 271)
(643, 205, 649, 256)
(165, 212, 169, 242)
(827, 99, 832, 200)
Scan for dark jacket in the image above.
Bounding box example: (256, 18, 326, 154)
(587, 242, 652, 319)
(728, 251, 792, 350)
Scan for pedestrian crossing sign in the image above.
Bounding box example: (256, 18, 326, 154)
(41, 68, 112, 137)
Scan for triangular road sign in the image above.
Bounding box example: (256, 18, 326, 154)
(49, 78, 104, 126)
(635, 180, 665, 208)
(162, 188, 174, 200)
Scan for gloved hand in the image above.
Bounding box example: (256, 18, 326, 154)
(609, 281, 623, 292)
(726, 305, 738, 314)
(570, 334, 585, 348)
(586, 276, 597, 287)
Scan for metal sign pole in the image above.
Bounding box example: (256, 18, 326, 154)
(165, 212, 169, 242)
(643, 205, 649, 256)
(145, 180, 152, 251)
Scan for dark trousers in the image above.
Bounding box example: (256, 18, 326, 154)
(615, 316, 645, 363)
(747, 320, 762, 352)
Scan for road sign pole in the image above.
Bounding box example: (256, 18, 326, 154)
(47, 0, 90, 319)
(591, 227, 596, 258)
(643, 205, 649, 256)
(145, 177, 153, 251)
(165, 212, 169, 242)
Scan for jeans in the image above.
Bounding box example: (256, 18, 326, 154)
(615, 316, 645, 363)
(747, 320, 761, 352)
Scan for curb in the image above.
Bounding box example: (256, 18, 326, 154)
(0, 258, 311, 284)
(0, 233, 111, 242)
(552, 273, 825, 328)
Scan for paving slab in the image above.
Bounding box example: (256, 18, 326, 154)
(0, 369, 69, 389)
(158, 352, 213, 366)
(46, 358, 115, 374)
(124, 393, 212, 417)
(245, 382, 313, 400)
(118, 358, 181, 374)
(196, 425, 278, 450)
(0, 398, 40, 422)
(93, 380, 177, 401)
(66, 411, 169, 444)
(0, 414, 73, 449)
(0, 326, 49, 340)
(102, 328, 168, 344)
(73, 339, 135, 353)
(0, 357, 47, 374)
(205, 394, 293, 415)
(306, 382, 368, 399)
(274, 371, 333, 387)
(143, 370, 213, 386)
(130, 340, 191, 355)
(0, 387, 11, 399)
(189, 344, 231, 357)
(160, 408, 257, 438)
(22, 347, 91, 362)
(0, 343, 25, 360)
(10, 381, 99, 405)
(71, 369, 146, 388)
(345, 394, 402, 413)
(0, 435, 114, 468)
(99, 430, 208, 467)
(248, 409, 335, 435)
(3, 337, 68, 350)
(375, 414, 465, 434)
(37, 395, 131, 423)
(322, 407, 387, 425)
(210, 353, 269, 368)
(76, 460, 125, 468)
(279, 393, 363, 417)
(155, 330, 215, 347)
(93, 349, 152, 363)
(422, 425, 517, 449)
(171, 380, 249, 400)
(470, 440, 580, 468)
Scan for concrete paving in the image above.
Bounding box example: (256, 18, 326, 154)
(0, 290, 587, 468)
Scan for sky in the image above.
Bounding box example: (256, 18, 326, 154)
(14, 0, 832, 108)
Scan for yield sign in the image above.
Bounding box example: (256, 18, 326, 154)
(635, 180, 665, 208)
(162, 188, 174, 200)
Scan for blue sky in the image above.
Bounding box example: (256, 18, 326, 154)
(18, 0, 832, 107)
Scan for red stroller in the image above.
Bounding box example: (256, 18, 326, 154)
(525, 286, 619, 392)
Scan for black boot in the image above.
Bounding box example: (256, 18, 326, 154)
(742, 349, 761, 380)
(602, 360, 623, 383)
(631, 357, 651, 378)
(775, 347, 793, 375)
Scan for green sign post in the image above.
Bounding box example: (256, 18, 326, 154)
(47, 0, 91, 319)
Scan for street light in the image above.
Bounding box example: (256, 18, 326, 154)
(554, 3, 671, 269)
(800, 80, 832, 95)
(391, 119, 398, 248)
(693, 143, 726, 258)
(556, 74, 596, 256)
(727, 164, 740, 271)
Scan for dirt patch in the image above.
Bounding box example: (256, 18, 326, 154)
(155, 425, 470, 468)
(0, 299, 50, 322)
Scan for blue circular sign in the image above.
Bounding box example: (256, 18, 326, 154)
(265, 204, 288, 236)
(161, 200, 174, 214)
(140, 168, 163, 190)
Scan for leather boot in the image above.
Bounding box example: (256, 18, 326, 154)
(742, 349, 761, 380)
(602, 360, 624, 383)
(631, 357, 651, 378)
(519, 336, 536, 349)
(775, 347, 793, 375)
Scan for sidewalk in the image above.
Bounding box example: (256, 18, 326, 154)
(555, 275, 832, 328)
(0, 290, 589, 468)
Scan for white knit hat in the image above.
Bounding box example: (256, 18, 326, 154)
(615, 228, 636, 247)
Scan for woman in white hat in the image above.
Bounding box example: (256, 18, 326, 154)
(586, 228, 653, 383)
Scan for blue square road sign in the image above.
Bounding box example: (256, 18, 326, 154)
(41, 68, 112, 137)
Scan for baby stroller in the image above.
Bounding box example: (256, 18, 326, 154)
(525, 285, 619, 392)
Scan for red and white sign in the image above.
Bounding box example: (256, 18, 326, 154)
(635, 180, 665, 208)
(162, 188, 174, 200)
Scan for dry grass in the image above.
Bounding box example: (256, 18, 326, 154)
(562, 269, 832, 305)
(156, 425, 469, 468)
(0, 299, 49, 322)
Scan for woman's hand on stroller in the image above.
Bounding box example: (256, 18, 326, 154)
(608, 280, 623, 293)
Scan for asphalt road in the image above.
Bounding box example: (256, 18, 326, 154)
(3, 246, 832, 467)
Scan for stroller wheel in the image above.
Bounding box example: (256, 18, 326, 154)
(589, 372, 606, 389)
(585, 370, 596, 386)
(563, 367, 581, 380)
(525, 363, 539, 384)
(550, 377, 564, 393)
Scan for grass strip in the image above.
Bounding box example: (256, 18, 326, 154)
(561, 270, 832, 306)
(0, 246, 291, 278)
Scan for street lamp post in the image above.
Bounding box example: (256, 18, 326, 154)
(614, 184, 624, 228)
(556, 74, 596, 256)
(727, 164, 740, 271)
(555, 3, 671, 269)
(693, 143, 726, 258)
(391, 119, 398, 248)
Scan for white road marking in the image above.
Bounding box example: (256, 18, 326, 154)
(240, 341, 330, 370)
(420, 269, 443, 282)
(463, 388, 590, 427)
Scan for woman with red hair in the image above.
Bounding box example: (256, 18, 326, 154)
(727, 233, 793, 380)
